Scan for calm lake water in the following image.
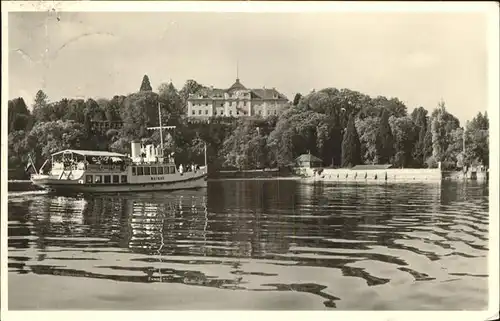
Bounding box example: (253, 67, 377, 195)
(8, 179, 489, 310)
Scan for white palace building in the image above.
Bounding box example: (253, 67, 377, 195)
(187, 78, 290, 121)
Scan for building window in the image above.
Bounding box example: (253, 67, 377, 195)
(205, 110, 208, 115)
(192, 110, 195, 115)
(144, 167, 151, 175)
(132, 167, 136, 175)
(121, 175, 127, 183)
(86, 175, 93, 184)
(158, 167, 164, 175)
(137, 167, 144, 175)
(151, 167, 157, 175)
(198, 110, 202, 115)
(113, 175, 119, 183)
(95, 175, 102, 184)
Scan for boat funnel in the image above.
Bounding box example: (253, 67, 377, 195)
(131, 141, 141, 160)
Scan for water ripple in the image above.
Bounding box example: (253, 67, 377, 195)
(8, 180, 489, 310)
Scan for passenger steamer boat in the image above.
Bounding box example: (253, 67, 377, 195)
(30, 104, 208, 193)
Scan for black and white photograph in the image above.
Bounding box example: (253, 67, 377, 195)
(1, 1, 498, 320)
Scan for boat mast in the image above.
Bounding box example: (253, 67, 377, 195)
(148, 102, 177, 160)
(204, 142, 207, 169)
(158, 102, 164, 157)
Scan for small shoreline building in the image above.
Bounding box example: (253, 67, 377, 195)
(295, 153, 323, 168)
(187, 78, 290, 121)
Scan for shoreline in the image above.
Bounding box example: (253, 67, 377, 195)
(9, 169, 487, 185)
(295, 167, 488, 183)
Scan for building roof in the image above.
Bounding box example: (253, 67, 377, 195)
(251, 88, 287, 100)
(188, 79, 289, 101)
(350, 164, 393, 170)
(227, 78, 247, 92)
(296, 153, 323, 163)
(51, 149, 127, 158)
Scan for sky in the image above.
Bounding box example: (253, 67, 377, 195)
(8, 10, 490, 125)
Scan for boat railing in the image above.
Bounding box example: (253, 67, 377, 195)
(53, 162, 86, 171)
(85, 164, 125, 172)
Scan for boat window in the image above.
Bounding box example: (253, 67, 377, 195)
(104, 175, 111, 184)
(164, 166, 170, 174)
(144, 167, 151, 175)
(121, 175, 127, 183)
(137, 167, 144, 175)
(158, 167, 164, 175)
(132, 167, 136, 176)
(151, 167, 157, 175)
(113, 175, 119, 183)
(86, 175, 93, 184)
(170, 166, 176, 173)
(95, 175, 102, 184)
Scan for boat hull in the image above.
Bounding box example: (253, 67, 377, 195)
(31, 174, 207, 193)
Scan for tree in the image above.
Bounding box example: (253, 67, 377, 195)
(296, 88, 367, 166)
(464, 111, 489, 166)
(221, 119, 270, 170)
(105, 95, 126, 121)
(341, 114, 361, 167)
(158, 82, 183, 124)
(8, 130, 29, 179)
(179, 79, 206, 109)
(411, 107, 428, 167)
(84, 98, 105, 121)
(24, 120, 87, 167)
(423, 121, 434, 167)
(444, 127, 465, 169)
(32, 90, 50, 123)
(120, 91, 159, 139)
(355, 117, 379, 164)
(375, 109, 394, 164)
(430, 100, 460, 163)
(8, 98, 32, 133)
(33, 90, 48, 109)
(371, 96, 408, 118)
(140, 75, 153, 92)
(389, 116, 417, 167)
(292, 93, 302, 106)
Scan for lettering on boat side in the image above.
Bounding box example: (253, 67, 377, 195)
(150, 176, 165, 181)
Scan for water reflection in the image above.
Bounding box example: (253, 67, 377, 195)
(8, 180, 489, 310)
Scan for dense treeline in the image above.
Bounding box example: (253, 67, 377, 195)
(7, 75, 489, 179)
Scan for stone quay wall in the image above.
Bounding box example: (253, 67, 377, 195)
(296, 167, 443, 183)
(295, 167, 488, 183)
